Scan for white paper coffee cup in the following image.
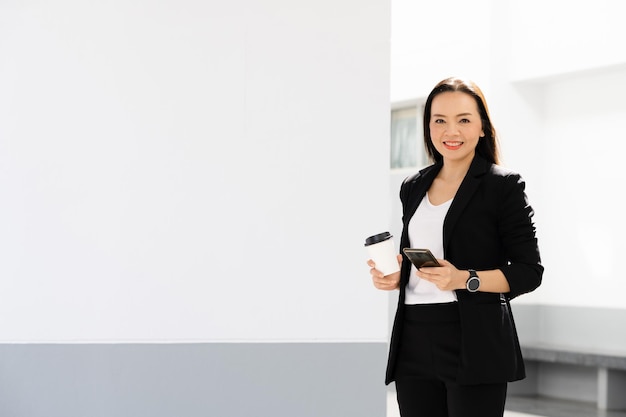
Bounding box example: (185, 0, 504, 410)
(365, 231, 400, 276)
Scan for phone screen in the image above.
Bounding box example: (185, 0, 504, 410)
(402, 248, 440, 268)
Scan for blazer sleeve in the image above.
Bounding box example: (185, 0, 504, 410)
(497, 172, 543, 299)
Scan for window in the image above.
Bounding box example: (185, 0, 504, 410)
(390, 100, 428, 170)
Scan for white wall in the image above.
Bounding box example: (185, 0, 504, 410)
(389, 0, 626, 309)
(508, 0, 626, 81)
(0, 0, 391, 342)
(390, 0, 493, 102)
(530, 68, 626, 308)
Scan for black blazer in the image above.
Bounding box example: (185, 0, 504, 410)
(385, 155, 543, 385)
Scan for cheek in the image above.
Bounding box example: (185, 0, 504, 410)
(470, 127, 484, 139)
(429, 124, 443, 136)
(459, 126, 481, 139)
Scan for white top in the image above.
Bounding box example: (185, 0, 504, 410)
(405, 193, 458, 304)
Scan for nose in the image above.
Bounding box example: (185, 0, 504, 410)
(444, 122, 460, 135)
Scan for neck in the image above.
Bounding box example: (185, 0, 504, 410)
(439, 156, 473, 182)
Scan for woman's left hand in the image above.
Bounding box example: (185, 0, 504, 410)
(415, 259, 466, 291)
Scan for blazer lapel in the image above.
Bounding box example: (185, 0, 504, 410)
(403, 163, 441, 226)
(443, 156, 490, 251)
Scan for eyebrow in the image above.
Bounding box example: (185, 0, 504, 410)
(431, 112, 475, 118)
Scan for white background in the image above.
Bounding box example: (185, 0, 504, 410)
(0, 0, 391, 342)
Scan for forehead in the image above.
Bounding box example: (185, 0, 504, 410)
(431, 91, 479, 115)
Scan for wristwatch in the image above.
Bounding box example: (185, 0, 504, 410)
(466, 269, 480, 292)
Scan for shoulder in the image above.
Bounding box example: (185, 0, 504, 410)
(469, 158, 530, 202)
(402, 163, 440, 187)
(481, 164, 533, 217)
(399, 163, 440, 201)
(489, 164, 520, 178)
(486, 164, 526, 191)
(398, 163, 438, 205)
(473, 158, 525, 188)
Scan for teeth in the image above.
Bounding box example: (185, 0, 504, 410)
(445, 141, 462, 146)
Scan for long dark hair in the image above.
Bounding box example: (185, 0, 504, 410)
(422, 77, 500, 165)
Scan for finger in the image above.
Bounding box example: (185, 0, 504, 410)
(374, 273, 395, 284)
(375, 277, 399, 290)
(436, 259, 450, 267)
(370, 267, 384, 277)
(417, 270, 435, 282)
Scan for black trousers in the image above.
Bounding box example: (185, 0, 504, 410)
(393, 302, 507, 417)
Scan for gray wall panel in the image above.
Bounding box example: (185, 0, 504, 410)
(511, 304, 626, 351)
(0, 343, 387, 417)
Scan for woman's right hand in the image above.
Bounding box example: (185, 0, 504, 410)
(367, 255, 402, 291)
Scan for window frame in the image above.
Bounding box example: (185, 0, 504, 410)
(390, 98, 428, 172)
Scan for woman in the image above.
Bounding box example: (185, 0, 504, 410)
(368, 77, 543, 417)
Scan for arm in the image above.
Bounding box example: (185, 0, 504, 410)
(416, 260, 510, 293)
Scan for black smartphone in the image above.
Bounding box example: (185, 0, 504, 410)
(402, 248, 441, 268)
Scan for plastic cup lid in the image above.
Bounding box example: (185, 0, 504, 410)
(364, 231, 392, 246)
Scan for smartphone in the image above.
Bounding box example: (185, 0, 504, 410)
(402, 248, 441, 268)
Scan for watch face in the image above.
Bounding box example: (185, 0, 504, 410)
(467, 277, 480, 291)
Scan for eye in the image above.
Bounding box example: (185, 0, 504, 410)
(433, 118, 445, 124)
(459, 118, 471, 124)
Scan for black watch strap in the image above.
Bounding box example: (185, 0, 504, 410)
(466, 269, 480, 292)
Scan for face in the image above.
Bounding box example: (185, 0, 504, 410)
(428, 91, 484, 164)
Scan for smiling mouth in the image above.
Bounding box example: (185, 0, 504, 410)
(443, 141, 463, 149)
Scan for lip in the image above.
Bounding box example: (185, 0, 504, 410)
(443, 141, 463, 150)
